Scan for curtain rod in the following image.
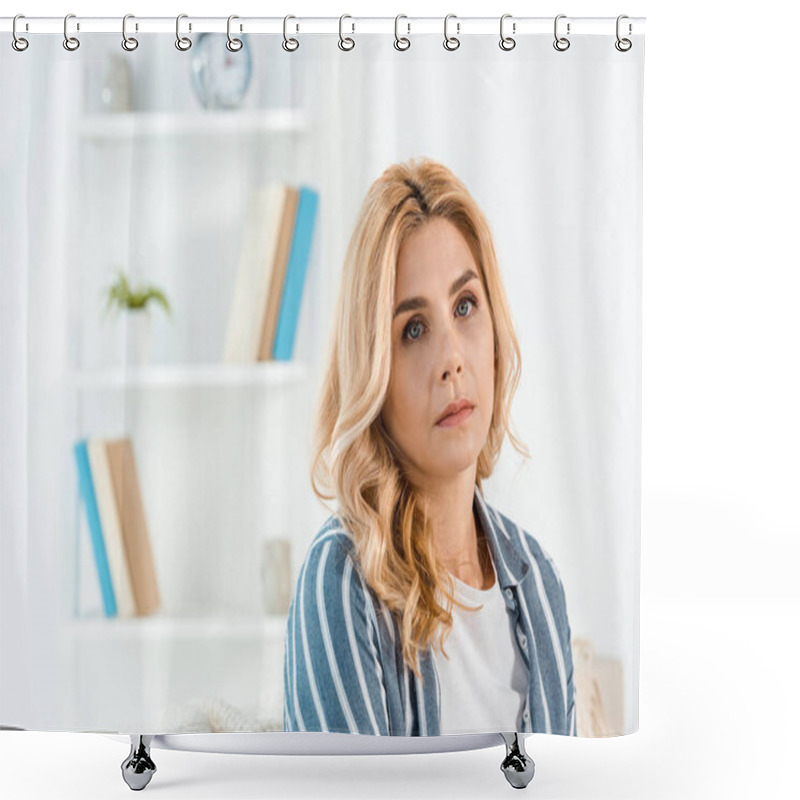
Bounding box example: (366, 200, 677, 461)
(1, 16, 646, 37)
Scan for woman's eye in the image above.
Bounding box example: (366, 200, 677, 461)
(456, 295, 476, 317)
(404, 320, 424, 341)
(401, 295, 478, 342)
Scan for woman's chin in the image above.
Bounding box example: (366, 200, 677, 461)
(425, 445, 482, 477)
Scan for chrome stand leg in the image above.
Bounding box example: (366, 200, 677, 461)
(499, 732, 535, 789)
(121, 735, 157, 791)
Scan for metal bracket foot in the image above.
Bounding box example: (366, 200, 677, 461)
(121, 735, 156, 791)
(499, 732, 535, 789)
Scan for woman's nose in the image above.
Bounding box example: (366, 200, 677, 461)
(440, 324, 464, 382)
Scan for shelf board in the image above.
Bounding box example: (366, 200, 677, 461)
(78, 109, 309, 140)
(72, 361, 308, 389)
(65, 614, 288, 640)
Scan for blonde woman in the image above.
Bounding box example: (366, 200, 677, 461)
(283, 158, 576, 740)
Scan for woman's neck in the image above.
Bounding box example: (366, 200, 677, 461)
(422, 472, 494, 590)
(434, 494, 494, 589)
(448, 525, 494, 590)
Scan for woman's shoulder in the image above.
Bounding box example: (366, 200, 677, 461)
(297, 513, 363, 586)
(308, 513, 356, 550)
(290, 514, 378, 631)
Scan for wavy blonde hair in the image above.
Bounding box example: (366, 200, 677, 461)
(311, 157, 530, 678)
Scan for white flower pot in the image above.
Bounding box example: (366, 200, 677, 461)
(125, 309, 152, 367)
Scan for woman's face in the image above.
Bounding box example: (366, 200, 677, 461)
(381, 216, 495, 484)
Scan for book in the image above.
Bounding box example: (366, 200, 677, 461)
(105, 437, 161, 617)
(249, 184, 295, 362)
(87, 438, 137, 617)
(73, 440, 117, 617)
(258, 186, 300, 361)
(223, 182, 288, 363)
(273, 186, 319, 361)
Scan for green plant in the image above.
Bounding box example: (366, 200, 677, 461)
(102, 269, 172, 320)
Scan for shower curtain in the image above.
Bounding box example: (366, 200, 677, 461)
(0, 18, 644, 738)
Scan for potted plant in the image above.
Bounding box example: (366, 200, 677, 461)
(102, 268, 172, 366)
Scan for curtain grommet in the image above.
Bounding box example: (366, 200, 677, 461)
(283, 15, 299, 52)
(176, 14, 192, 51)
(615, 15, 632, 51)
(394, 14, 410, 51)
(121, 14, 138, 52)
(338, 14, 355, 51)
(553, 14, 570, 52)
(499, 14, 516, 51)
(444, 14, 460, 51)
(226, 15, 243, 53)
(63, 14, 80, 51)
(12, 14, 29, 51)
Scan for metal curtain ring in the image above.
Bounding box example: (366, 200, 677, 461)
(176, 14, 192, 51)
(499, 14, 515, 51)
(394, 15, 410, 51)
(12, 14, 29, 51)
(283, 15, 299, 52)
(615, 14, 632, 51)
(122, 14, 138, 51)
(226, 15, 243, 52)
(338, 14, 355, 51)
(553, 14, 570, 51)
(444, 14, 460, 51)
(63, 14, 80, 51)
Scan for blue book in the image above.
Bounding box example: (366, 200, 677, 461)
(273, 186, 319, 361)
(73, 439, 117, 617)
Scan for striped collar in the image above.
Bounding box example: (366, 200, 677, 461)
(473, 483, 530, 589)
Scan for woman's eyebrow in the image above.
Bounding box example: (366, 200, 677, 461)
(393, 268, 479, 319)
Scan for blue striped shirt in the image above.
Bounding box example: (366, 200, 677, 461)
(283, 484, 577, 736)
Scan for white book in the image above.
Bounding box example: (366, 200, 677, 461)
(87, 438, 136, 617)
(223, 183, 287, 363)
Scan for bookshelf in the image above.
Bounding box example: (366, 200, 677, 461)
(72, 361, 309, 390)
(65, 614, 288, 641)
(63, 91, 319, 731)
(77, 109, 309, 140)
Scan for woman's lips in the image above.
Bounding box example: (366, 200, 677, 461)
(436, 405, 474, 428)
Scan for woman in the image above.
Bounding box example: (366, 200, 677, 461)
(283, 157, 576, 737)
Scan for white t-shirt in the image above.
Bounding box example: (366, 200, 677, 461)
(432, 572, 529, 734)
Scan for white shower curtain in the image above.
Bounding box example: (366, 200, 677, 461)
(1, 25, 643, 736)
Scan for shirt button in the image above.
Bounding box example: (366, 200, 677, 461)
(523, 710, 530, 721)
(519, 634, 528, 649)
